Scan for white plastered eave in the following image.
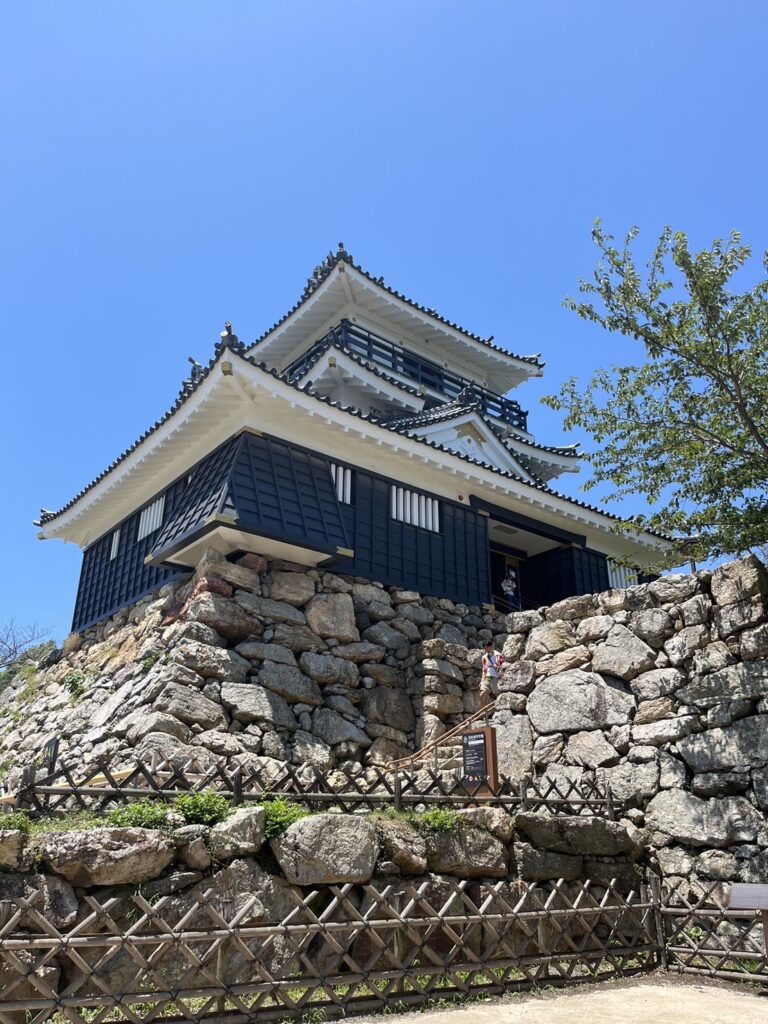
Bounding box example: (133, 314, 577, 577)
(38, 350, 668, 561)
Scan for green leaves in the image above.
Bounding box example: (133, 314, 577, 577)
(547, 223, 768, 560)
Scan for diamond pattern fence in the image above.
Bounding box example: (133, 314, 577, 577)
(10, 758, 623, 820)
(661, 877, 768, 984)
(0, 876, 659, 1024)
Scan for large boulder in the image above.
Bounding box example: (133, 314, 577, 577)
(524, 620, 576, 659)
(40, 829, 174, 886)
(526, 670, 635, 734)
(630, 668, 686, 701)
(208, 807, 266, 861)
(677, 715, 768, 772)
(124, 711, 192, 745)
(271, 814, 379, 884)
(291, 730, 335, 770)
(645, 790, 764, 847)
(563, 730, 619, 769)
(155, 682, 228, 730)
(425, 824, 507, 878)
(220, 682, 297, 730)
(268, 571, 316, 607)
(235, 592, 307, 625)
(591, 625, 656, 680)
(514, 813, 640, 856)
(304, 593, 359, 642)
(512, 842, 582, 881)
(596, 760, 660, 805)
(0, 873, 78, 929)
(710, 555, 768, 606)
(259, 662, 322, 706)
(453, 806, 515, 843)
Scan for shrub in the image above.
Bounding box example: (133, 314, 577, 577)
(106, 800, 170, 829)
(263, 797, 308, 839)
(175, 791, 231, 826)
(410, 808, 458, 834)
(0, 810, 31, 834)
(63, 671, 85, 700)
(141, 652, 160, 674)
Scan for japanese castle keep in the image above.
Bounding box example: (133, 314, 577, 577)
(37, 246, 667, 632)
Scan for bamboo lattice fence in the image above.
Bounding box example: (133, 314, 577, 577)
(0, 876, 660, 1024)
(8, 758, 623, 820)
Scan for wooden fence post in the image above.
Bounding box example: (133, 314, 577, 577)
(649, 874, 668, 969)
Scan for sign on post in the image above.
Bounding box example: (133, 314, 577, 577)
(461, 726, 498, 797)
(728, 883, 768, 954)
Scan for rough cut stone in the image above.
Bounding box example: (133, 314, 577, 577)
(312, 707, 371, 747)
(710, 555, 768, 606)
(691, 642, 735, 676)
(677, 715, 768, 772)
(235, 592, 307, 626)
(596, 760, 660, 805)
(544, 593, 597, 621)
(0, 873, 78, 929)
(304, 593, 359, 642)
(125, 711, 192, 746)
(696, 849, 739, 880)
(220, 682, 297, 730)
(259, 662, 322, 706)
(0, 830, 26, 871)
(235, 642, 297, 667)
(155, 682, 228, 730)
(526, 670, 635, 734)
(538, 645, 591, 675)
(360, 686, 415, 732)
(631, 716, 698, 747)
(563, 730, 619, 768)
(740, 623, 768, 661)
(512, 841, 582, 881)
(575, 615, 615, 643)
(271, 623, 327, 652)
(268, 571, 316, 607)
(494, 715, 533, 783)
(40, 829, 174, 886)
(629, 608, 673, 647)
(208, 807, 266, 861)
(591, 624, 656, 680)
(524, 620, 576, 659)
(629, 668, 686, 702)
(533, 733, 564, 766)
(185, 592, 257, 642)
(680, 594, 711, 627)
(505, 609, 543, 634)
(676, 661, 768, 707)
(170, 642, 250, 683)
(271, 814, 379, 884)
(714, 599, 765, 639)
(752, 767, 768, 810)
(425, 825, 507, 878)
(497, 660, 536, 694)
(691, 771, 749, 797)
(453, 807, 515, 843)
(634, 697, 676, 725)
(514, 813, 639, 856)
(363, 621, 409, 649)
(648, 574, 700, 604)
(331, 642, 385, 664)
(299, 651, 360, 687)
(375, 818, 427, 874)
(645, 790, 764, 847)
(291, 730, 334, 770)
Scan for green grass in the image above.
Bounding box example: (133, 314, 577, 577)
(106, 800, 171, 829)
(0, 809, 31, 834)
(371, 806, 459, 835)
(262, 796, 309, 838)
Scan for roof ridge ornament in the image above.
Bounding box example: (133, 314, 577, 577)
(301, 243, 354, 300)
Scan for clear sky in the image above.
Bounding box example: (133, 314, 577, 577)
(1, 1, 766, 642)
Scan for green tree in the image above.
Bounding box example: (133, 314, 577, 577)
(543, 224, 768, 560)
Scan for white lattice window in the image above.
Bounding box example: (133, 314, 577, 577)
(137, 496, 165, 541)
(330, 463, 353, 504)
(390, 486, 440, 532)
(607, 559, 638, 589)
(109, 529, 121, 561)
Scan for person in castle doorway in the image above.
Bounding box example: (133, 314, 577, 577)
(480, 641, 505, 708)
(500, 566, 521, 610)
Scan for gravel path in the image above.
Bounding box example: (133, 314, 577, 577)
(355, 975, 768, 1024)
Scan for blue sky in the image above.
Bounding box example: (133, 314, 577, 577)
(1, 1, 766, 642)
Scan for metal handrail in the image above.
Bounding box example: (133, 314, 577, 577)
(385, 699, 498, 771)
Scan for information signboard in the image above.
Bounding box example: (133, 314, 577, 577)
(461, 727, 498, 796)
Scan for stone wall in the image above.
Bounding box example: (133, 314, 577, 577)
(2, 549, 768, 891)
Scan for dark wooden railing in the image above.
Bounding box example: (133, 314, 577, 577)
(285, 320, 529, 432)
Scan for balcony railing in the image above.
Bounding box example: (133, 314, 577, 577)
(285, 320, 528, 432)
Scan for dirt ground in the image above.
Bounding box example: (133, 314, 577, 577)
(356, 974, 768, 1024)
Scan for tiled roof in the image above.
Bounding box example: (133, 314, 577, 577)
(36, 332, 668, 544)
(250, 244, 544, 369)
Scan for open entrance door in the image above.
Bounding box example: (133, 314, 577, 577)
(489, 547, 523, 613)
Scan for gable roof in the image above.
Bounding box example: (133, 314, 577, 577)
(247, 245, 544, 378)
